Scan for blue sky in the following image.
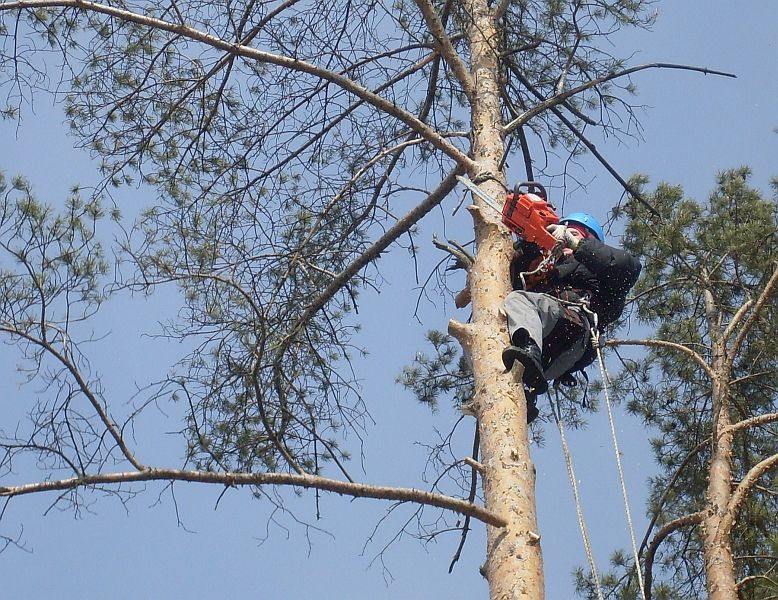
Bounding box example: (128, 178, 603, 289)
(1, 1, 777, 598)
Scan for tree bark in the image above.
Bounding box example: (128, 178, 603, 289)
(702, 287, 739, 600)
(450, 1, 545, 598)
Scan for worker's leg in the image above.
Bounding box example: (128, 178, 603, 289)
(503, 290, 564, 349)
(502, 291, 564, 392)
(543, 330, 588, 381)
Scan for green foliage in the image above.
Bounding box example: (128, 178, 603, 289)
(595, 169, 778, 599)
(0, 0, 661, 527)
(0, 169, 115, 475)
(397, 330, 472, 411)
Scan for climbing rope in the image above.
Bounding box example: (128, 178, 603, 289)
(585, 308, 648, 600)
(551, 388, 605, 600)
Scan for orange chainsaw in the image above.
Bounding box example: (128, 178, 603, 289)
(456, 176, 560, 253)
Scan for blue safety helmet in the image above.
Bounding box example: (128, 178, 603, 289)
(560, 212, 604, 241)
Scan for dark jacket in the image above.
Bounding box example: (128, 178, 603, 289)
(511, 238, 641, 326)
(510, 238, 642, 375)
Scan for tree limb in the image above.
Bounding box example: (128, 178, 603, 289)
(449, 426, 481, 573)
(737, 574, 778, 591)
(724, 413, 778, 438)
(0, 468, 508, 527)
(0, 323, 146, 472)
(504, 63, 736, 135)
(642, 510, 707, 600)
(721, 452, 778, 537)
(1, 0, 476, 170)
(638, 436, 710, 557)
(605, 338, 714, 379)
(275, 167, 465, 354)
(413, 0, 474, 99)
(722, 298, 753, 344)
(727, 261, 778, 367)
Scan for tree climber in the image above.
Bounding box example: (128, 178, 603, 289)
(501, 212, 642, 423)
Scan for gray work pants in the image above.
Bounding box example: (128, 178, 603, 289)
(503, 290, 589, 382)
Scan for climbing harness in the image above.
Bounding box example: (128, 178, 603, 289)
(551, 386, 605, 600)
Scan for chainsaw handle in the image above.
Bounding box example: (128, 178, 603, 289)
(513, 181, 547, 201)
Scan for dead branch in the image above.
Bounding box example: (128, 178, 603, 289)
(0, 468, 507, 527)
(504, 62, 737, 134)
(432, 235, 474, 271)
(413, 0, 474, 99)
(449, 427, 481, 573)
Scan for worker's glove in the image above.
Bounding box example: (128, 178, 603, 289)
(546, 224, 580, 250)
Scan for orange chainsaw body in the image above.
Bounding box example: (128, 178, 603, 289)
(502, 189, 560, 253)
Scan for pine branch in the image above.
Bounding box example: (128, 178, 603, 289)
(605, 338, 714, 379)
(504, 62, 737, 134)
(721, 452, 778, 537)
(0, 468, 507, 527)
(737, 574, 778, 593)
(724, 413, 778, 438)
(727, 261, 778, 367)
(0, 323, 146, 472)
(638, 437, 710, 557)
(276, 168, 465, 355)
(0, 0, 476, 170)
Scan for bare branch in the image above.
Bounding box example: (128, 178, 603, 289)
(504, 63, 736, 135)
(0, 323, 146, 471)
(413, 0, 474, 99)
(605, 338, 714, 379)
(0, 468, 507, 527)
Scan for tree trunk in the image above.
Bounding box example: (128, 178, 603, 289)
(449, 2, 545, 598)
(703, 370, 739, 600)
(702, 289, 739, 600)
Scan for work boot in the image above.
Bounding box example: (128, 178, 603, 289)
(502, 337, 548, 394)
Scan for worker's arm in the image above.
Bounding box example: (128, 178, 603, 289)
(573, 238, 642, 324)
(573, 239, 641, 288)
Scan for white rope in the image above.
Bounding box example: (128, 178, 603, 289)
(589, 320, 648, 600)
(551, 389, 605, 600)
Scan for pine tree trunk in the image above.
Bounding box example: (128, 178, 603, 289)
(449, 2, 545, 598)
(702, 291, 739, 600)
(703, 370, 738, 600)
